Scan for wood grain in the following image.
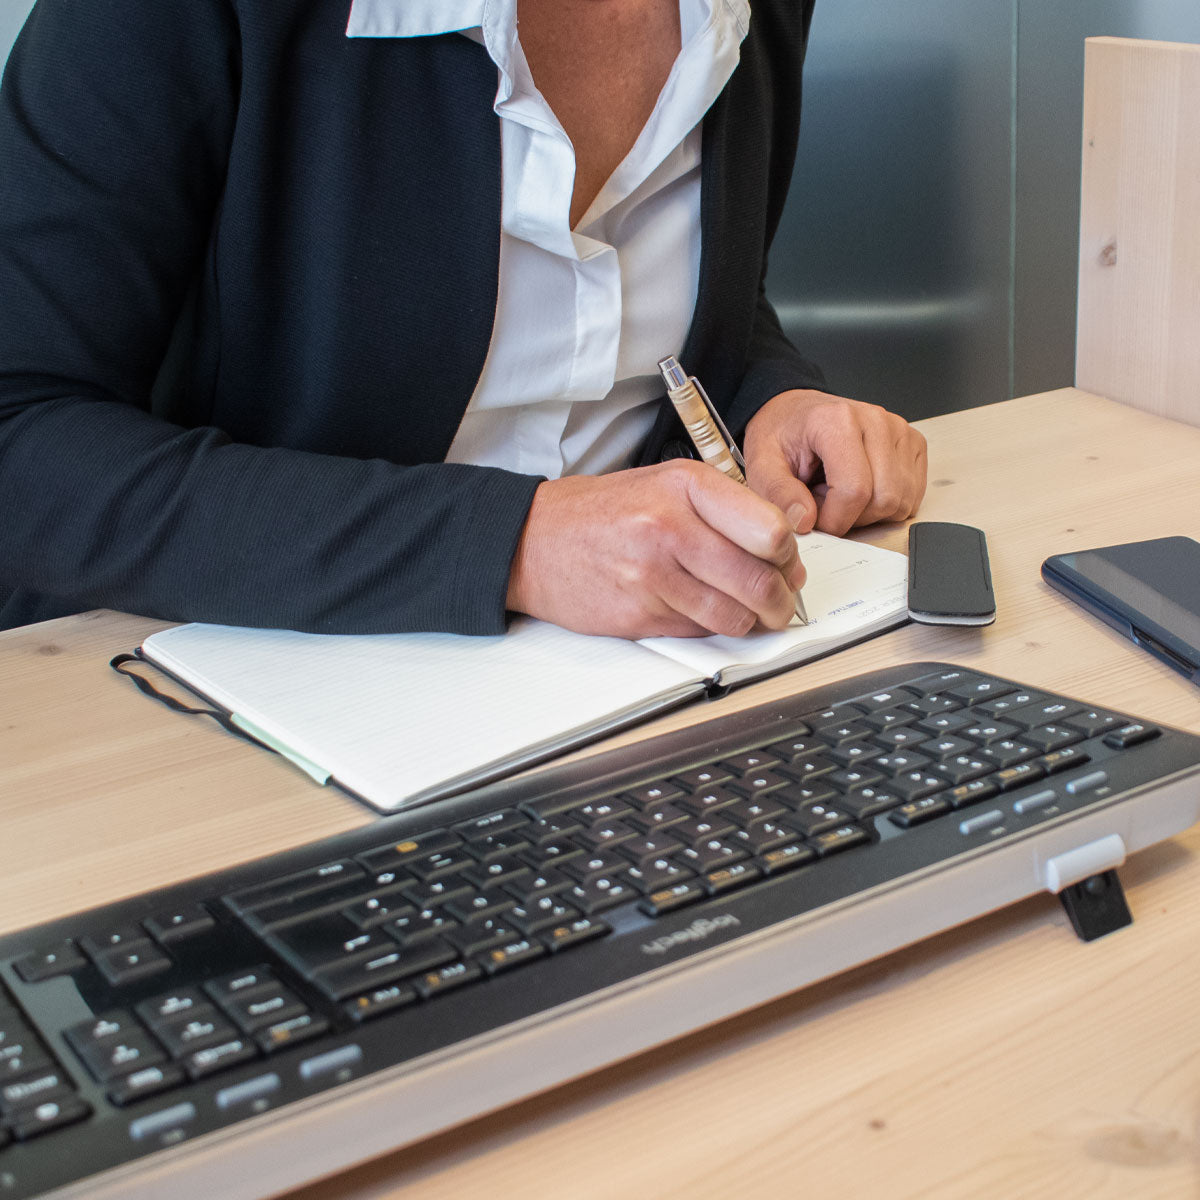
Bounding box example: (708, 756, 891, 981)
(1076, 37, 1200, 426)
(3, 389, 1199, 1198)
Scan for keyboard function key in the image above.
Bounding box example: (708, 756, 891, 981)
(255, 1012, 331, 1052)
(182, 1038, 258, 1080)
(12, 941, 86, 984)
(92, 940, 173, 988)
(8, 1093, 92, 1141)
(809, 825, 871, 857)
(106, 1062, 187, 1107)
(1102, 723, 1161, 749)
(143, 904, 216, 946)
(253, 1012, 328, 1051)
(343, 985, 417, 1024)
(759, 842, 817, 875)
(959, 810, 1004, 836)
(889, 796, 951, 828)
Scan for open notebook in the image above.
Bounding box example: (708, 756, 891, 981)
(137, 532, 908, 812)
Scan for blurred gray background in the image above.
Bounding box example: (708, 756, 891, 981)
(4, 0, 1200, 420)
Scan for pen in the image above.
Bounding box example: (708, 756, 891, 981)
(657, 355, 809, 626)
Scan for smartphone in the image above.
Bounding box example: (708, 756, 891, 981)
(1041, 536, 1200, 684)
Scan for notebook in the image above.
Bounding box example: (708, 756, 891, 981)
(136, 532, 908, 812)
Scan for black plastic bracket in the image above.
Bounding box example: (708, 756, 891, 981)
(1058, 869, 1133, 941)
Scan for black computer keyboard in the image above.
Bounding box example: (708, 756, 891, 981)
(3, 662, 1200, 1199)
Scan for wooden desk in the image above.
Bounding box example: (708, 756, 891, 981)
(3, 388, 1199, 1198)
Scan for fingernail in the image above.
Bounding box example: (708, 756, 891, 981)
(786, 503, 810, 532)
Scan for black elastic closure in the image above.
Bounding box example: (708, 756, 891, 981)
(109, 653, 279, 758)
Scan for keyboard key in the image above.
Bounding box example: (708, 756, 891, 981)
(155, 1007, 239, 1059)
(785, 802, 855, 837)
(936, 754, 993, 786)
(625, 858, 696, 893)
(872, 725, 929, 749)
(8, 1094, 92, 1141)
(0, 1069, 76, 1115)
(1039, 746, 1091, 774)
(412, 961, 483, 999)
(573, 797, 635, 824)
(256, 1013, 331, 1052)
(961, 720, 1021, 745)
(343, 985, 417, 1024)
(144, 905, 216, 946)
(564, 877, 636, 914)
(464, 831, 533, 862)
(889, 796, 951, 828)
(890, 771, 946, 803)
(442, 887, 516, 925)
(107, 1063, 187, 1107)
(220, 985, 309, 1034)
(136, 988, 209, 1026)
(839, 786, 903, 819)
(226, 860, 366, 915)
(1103, 722, 1161, 749)
(959, 810, 1004, 836)
(1065, 770, 1110, 795)
(721, 750, 781, 775)
(313, 940, 457, 1001)
(675, 838, 748, 874)
(476, 939, 546, 975)
(357, 831, 461, 872)
(540, 917, 611, 952)
(617, 832, 687, 865)
(75, 1028, 167, 1081)
(813, 718, 875, 745)
(915, 710, 974, 736)
(945, 677, 1014, 702)
(1021, 724, 1085, 753)
(809, 825, 871, 857)
(638, 880, 707, 915)
(679, 784, 742, 815)
(995, 762, 1047, 791)
(944, 779, 1000, 809)
(619, 782, 682, 808)
(183, 1038, 258, 1080)
(672, 765, 733, 790)
(981, 739, 1038, 769)
(729, 819, 796, 854)
(1062, 708, 1123, 738)
(508, 896, 584, 934)
(452, 809, 529, 839)
(12, 941, 86, 983)
(758, 843, 817, 875)
(703, 861, 763, 895)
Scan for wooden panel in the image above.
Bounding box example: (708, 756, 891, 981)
(1076, 37, 1200, 424)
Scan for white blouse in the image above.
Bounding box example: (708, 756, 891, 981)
(346, 0, 749, 478)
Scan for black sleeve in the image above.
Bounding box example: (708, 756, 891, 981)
(722, 284, 829, 438)
(0, 0, 539, 635)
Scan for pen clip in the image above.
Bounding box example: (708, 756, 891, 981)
(690, 376, 746, 473)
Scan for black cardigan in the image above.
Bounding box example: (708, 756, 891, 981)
(0, 0, 824, 634)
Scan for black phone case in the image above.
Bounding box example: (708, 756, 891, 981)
(907, 522, 996, 626)
(1041, 536, 1200, 683)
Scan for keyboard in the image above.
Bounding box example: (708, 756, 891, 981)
(3, 662, 1199, 1199)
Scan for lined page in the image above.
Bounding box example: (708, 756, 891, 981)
(143, 619, 704, 811)
(638, 532, 908, 680)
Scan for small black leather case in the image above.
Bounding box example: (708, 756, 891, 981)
(907, 522, 996, 626)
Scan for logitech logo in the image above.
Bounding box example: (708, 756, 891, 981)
(640, 914, 741, 956)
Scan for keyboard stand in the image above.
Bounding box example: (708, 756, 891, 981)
(1058, 869, 1133, 941)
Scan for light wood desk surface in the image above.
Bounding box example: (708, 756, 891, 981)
(3, 388, 1200, 1198)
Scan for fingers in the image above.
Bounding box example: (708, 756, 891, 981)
(745, 390, 928, 536)
(505, 466, 807, 640)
